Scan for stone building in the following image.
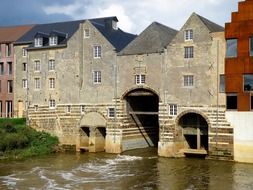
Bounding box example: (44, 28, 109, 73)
(225, 0, 253, 163)
(0, 25, 34, 117)
(12, 13, 236, 161)
(162, 13, 233, 160)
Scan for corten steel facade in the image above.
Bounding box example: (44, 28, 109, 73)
(0, 25, 34, 117)
(225, 0, 253, 111)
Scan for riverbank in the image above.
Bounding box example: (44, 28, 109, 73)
(0, 118, 59, 160)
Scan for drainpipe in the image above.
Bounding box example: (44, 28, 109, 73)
(113, 49, 117, 143)
(26, 50, 29, 126)
(216, 40, 220, 147)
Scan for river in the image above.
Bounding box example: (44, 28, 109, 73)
(0, 148, 253, 190)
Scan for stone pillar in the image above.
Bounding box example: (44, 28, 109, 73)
(105, 125, 122, 154)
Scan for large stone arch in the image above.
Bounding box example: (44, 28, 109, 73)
(121, 86, 161, 101)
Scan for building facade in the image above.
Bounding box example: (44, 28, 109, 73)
(225, 0, 253, 163)
(0, 25, 34, 117)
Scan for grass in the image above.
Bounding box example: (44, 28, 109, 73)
(0, 118, 59, 160)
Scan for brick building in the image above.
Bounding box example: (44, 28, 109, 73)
(0, 25, 33, 117)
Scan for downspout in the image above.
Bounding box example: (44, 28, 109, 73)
(26, 50, 29, 126)
(113, 49, 117, 143)
(216, 39, 220, 147)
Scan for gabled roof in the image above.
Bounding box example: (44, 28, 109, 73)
(195, 13, 224, 32)
(16, 16, 136, 52)
(119, 22, 178, 55)
(0, 25, 34, 43)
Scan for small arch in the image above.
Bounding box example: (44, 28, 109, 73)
(176, 110, 209, 154)
(175, 109, 210, 128)
(80, 112, 106, 128)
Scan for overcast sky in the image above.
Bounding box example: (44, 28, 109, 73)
(0, 0, 240, 34)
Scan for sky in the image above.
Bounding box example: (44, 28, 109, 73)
(0, 0, 240, 34)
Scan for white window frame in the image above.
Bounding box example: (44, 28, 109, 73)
(184, 29, 193, 41)
(49, 99, 56, 109)
(135, 74, 145, 85)
(93, 71, 101, 84)
(80, 105, 85, 114)
(34, 105, 38, 112)
(49, 36, 58, 46)
(184, 75, 194, 87)
(49, 78, 55, 89)
(34, 60, 41, 72)
(7, 80, 13, 93)
(66, 105, 71, 113)
(94, 45, 101, 58)
(48, 59, 55, 71)
(34, 78, 41, 90)
(108, 108, 116, 118)
(22, 79, 28, 89)
(84, 29, 90, 38)
(169, 104, 178, 116)
(184, 46, 194, 58)
(22, 48, 27, 57)
(34, 37, 43, 47)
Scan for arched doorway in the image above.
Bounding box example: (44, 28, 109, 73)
(177, 112, 209, 155)
(123, 88, 159, 150)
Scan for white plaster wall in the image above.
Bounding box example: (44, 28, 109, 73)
(226, 111, 253, 163)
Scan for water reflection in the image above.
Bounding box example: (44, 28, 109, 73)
(0, 148, 253, 190)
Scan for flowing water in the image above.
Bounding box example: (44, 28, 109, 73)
(1, 148, 253, 190)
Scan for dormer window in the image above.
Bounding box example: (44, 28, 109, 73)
(49, 36, 58, 46)
(112, 20, 118, 30)
(34, 37, 43, 47)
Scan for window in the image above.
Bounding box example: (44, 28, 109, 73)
(48, 59, 55, 71)
(34, 37, 43, 47)
(184, 75, 194, 87)
(0, 101, 2, 117)
(7, 62, 12, 75)
(226, 94, 237, 110)
(7, 80, 13, 93)
(94, 46, 101, 58)
(80, 105, 85, 114)
(84, 29, 90, 38)
(23, 63, 27, 71)
(66, 105, 71, 113)
(93, 71, 101, 84)
(22, 48, 27, 57)
(112, 20, 118, 30)
(135, 74, 145, 85)
(250, 37, 253, 56)
(34, 60, 40, 72)
(244, 74, 253, 91)
(34, 105, 38, 112)
(22, 79, 28, 89)
(49, 36, 58, 46)
(169, 104, 177, 116)
(220, 75, 225, 93)
(0, 62, 4, 75)
(251, 96, 253, 110)
(49, 78, 55, 89)
(0, 45, 1, 57)
(49, 99, 56, 109)
(0, 80, 1, 92)
(6, 44, 11, 57)
(34, 78, 41, 90)
(184, 46, 194, 58)
(184, 29, 193, 41)
(108, 108, 115, 118)
(226, 39, 237, 58)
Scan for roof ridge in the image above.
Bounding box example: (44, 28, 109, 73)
(195, 13, 224, 32)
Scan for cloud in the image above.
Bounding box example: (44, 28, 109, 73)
(42, 0, 239, 34)
(0, 0, 239, 34)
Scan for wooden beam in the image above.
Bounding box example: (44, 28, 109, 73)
(129, 111, 159, 115)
